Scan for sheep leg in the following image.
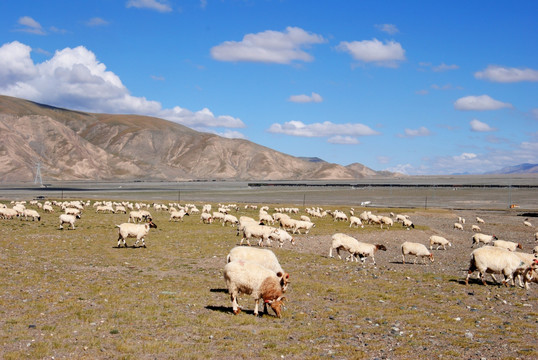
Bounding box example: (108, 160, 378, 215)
(402, 254, 406, 264)
(231, 293, 240, 315)
(254, 299, 260, 316)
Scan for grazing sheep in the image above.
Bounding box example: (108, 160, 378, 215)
(128, 210, 151, 223)
(471, 233, 498, 248)
(523, 219, 533, 227)
(268, 228, 295, 248)
(212, 212, 225, 223)
(522, 260, 538, 289)
(471, 225, 481, 232)
(237, 216, 258, 235)
(96, 205, 115, 214)
(349, 216, 364, 228)
(533, 246, 538, 254)
(465, 246, 528, 286)
(65, 207, 82, 216)
(333, 211, 348, 222)
(59, 213, 79, 230)
(293, 220, 315, 234)
(22, 209, 41, 221)
(401, 242, 434, 264)
(0, 208, 18, 219)
(226, 246, 290, 291)
(329, 233, 360, 261)
(259, 213, 274, 225)
(453, 223, 464, 231)
(240, 223, 278, 247)
(458, 216, 466, 224)
(169, 210, 189, 222)
(43, 204, 54, 213)
(492, 240, 522, 252)
(394, 214, 408, 223)
(116, 221, 157, 248)
(200, 212, 213, 224)
(279, 217, 299, 233)
(115, 205, 127, 214)
(350, 242, 387, 266)
(402, 219, 414, 229)
(476, 216, 485, 224)
(300, 215, 311, 222)
(380, 216, 394, 228)
(223, 260, 287, 318)
(429, 235, 452, 250)
(223, 214, 239, 227)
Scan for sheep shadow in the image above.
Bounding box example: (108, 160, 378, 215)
(209, 288, 228, 293)
(205, 305, 257, 316)
(112, 245, 147, 249)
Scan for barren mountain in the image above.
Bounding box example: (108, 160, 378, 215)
(0, 95, 390, 182)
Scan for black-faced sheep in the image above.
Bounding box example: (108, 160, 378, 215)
(116, 221, 157, 248)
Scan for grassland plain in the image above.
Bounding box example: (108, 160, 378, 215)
(0, 193, 537, 359)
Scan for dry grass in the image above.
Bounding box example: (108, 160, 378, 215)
(0, 199, 537, 359)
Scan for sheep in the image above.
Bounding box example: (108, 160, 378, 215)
(259, 213, 274, 225)
(492, 240, 522, 252)
(535, 232, 538, 241)
(476, 216, 485, 224)
(453, 223, 464, 231)
(394, 214, 407, 223)
(212, 211, 225, 223)
(169, 210, 189, 222)
(128, 210, 152, 223)
(522, 259, 538, 290)
(65, 207, 81, 216)
(429, 235, 452, 250)
(471, 233, 498, 248)
(95, 205, 115, 214)
(533, 246, 538, 254)
(458, 216, 466, 224)
(223, 214, 239, 227)
(329, 233, 373, 262)
(223, 260, 287, 317)
(350, 242, 387, 266)
(268, 228, 295, 248)
(22, 209, 41, 221)
(465, 246, 529, 286)
(523, 219, 533, 227)
(116, 221, 157, 248)
(333, 211, 348, 222)
(115, 205, 127, 214)
(401, 242, 434, 264)
(0, 208, 18, 219)
(226, 246, 289, 290)
(349, 216, 364, 228)
(237, 216, 258, 236)
(279, 217, 299, 233)
(380, 216, 393, 228)
(293, 220, 315, 235)
(300, 215, 311, 222)
(43, 204, 54, 213)
(200, 212, 213, 224)
(402, 219, 414, 229)
(59, 213, 79, 230)
(240, 223, 278, 247)
(512, 252, 538, 287)
(471, 225, 481, 232)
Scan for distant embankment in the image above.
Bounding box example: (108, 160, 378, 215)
(247, 183, 538, 189)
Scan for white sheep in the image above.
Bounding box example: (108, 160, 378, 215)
(212, 212, 225, 223)
(65, 207, 81, 216)
(43, 204, 54, 213)
(471, 225, 481, 232)
(492, 240, 522, 252)
(333, 211, 348, 222)
(380, 216, 393, 228)
(0, 208, 18, 219)
(402, 219, 414, 229)
(279, 217, 298, 233)
(128, 210, 152, 223)
(429, 235, 452, 250)
(223, 260, 287, 317)
(226, 246, 289, 290)
(349, 216, 364, 228)
(95, 205, 115, 214)
(115, 205, 127, 214)
(458, 216, 466, 224)
(259, 213, 274, 225)
(268, 228, 295, 248)
(471, 233, 498, 247)
(169, 210, 189, 222)
(22, 209, 41, 221)
(465, 246, 529, 286)
(300, 215, 311, 222)
(293, 220, 315, 234)
(200, 212, 213, 224)
(453, 223, 464, 231)
(223, 214, 239, 227)
(533, 246, 538, 254)
(350, 242, 387, 265)
(116, 221, 157, 248)
(240, 223, 278, 247)
(476, 216, 485, 224)
(523, 219, 533, 227)
(59, 213, 79, 230)
(535, 232, 538, 241)
(522, 260, 538, 290)
(401, 242, 434, 264)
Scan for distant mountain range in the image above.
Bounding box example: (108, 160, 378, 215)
(0, 95, 397, 182)
(485, 163, 538, 175)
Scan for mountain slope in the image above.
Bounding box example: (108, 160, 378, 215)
(0, 95, 388, 181)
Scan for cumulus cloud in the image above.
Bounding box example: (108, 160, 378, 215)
(0, 41, 243, 131)
(375, 24, 399, 35)
(210, 27, 326, 64)
(385, 163, 413, 175)
(212, 130, 247, 139)
(475, 65, 538, 83)
(454, 95, 512, 111)
(288, 92, 323, 103)
(454, 152, 477, 161)
(328, 136, 359, 144)
(337, 39, 405, 67)
(419, 62, 459, 72)
(126, 0, 172, 12)
(267, 120, 379, 140)
(397, 126, 431, 138)
(16, 16, 45, 35)
(470, 119, 496, 132)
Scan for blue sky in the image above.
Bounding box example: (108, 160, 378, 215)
(0, 0, 537, 175)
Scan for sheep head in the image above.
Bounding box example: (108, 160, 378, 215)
(148, 221, 157, 229)
(265, 296, 286, 318)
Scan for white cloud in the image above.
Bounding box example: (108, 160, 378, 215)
(0, 41, 243, 131)
(385, 163, 413, 175)
(126, 0, 172, 12)
(398, 126, 431, 138)
(375, 24, 399, 35)
(454, 95, 512, 111)
(337, 39, 405, 67)
(328, 136, 359, 144)
(17, 16, 45, 35)
(470, 119, 496, 132)
(288, 92, 323, 103)
(213, 130, 247, 139)
(475, 65, 538, 83)
(454, 153, 477, 160)
(432, 63, 459, 72)
(210, 27, 326, 64)
(267, 120, 379, 139)
(86, 17, 109, 27)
